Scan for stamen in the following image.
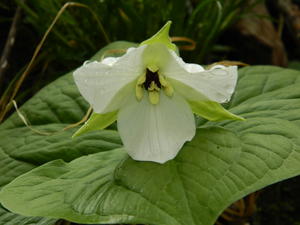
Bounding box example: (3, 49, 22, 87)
(164, 84, 174, 97)
(135, 75, 146, 101)
(136, 85, 144, 101)
(158, 74, 167, 87)
(148, 64, 159, 72)
(137, 75, 146, 85)
(149, 91, 159, 105)
(135, 68, 174, 104)
(159, 74, 174, 97)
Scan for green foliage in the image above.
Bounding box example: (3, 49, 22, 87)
(18, 0, 259, 64)
(0, 0, 261, 120)
(0, 207, 55, 225)
(0, 41, 130, 225)
(189, 100, 245, 121)
(289, 61, 300, 70)
(73, 111, 118, 138)
(0, 42, 300, 225)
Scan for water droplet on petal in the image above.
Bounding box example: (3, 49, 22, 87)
(83, 60, 92, 66)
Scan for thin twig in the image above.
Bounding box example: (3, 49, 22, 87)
(208, 60, 249, 69)
(62, 106, 92, 131)
(12, 100, 53, 135)
(171, 36, 196, 51)
(0, 1, 109, 122)
(0, 2, 23, 90)
(12, 100, 92, 135)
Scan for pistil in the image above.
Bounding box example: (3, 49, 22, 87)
(135, 68, 174, 104)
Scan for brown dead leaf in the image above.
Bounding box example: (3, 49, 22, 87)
(235, 1, 287, 66)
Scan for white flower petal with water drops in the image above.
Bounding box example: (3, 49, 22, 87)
(73, 21, 244, 163)
(73, 45, 147, 114)
(101, 57, 119, 66)
(118, 92, 195, 163)
(162, 50, 238, 103)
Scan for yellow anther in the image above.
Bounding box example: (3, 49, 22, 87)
(137, 75, 146, 85)
(136, 85, 144, 101)
(163, 83, 174, 97)
(149, 91, 160, 105)
(135, 70, 173, 104)
(147, 64, 159, 73)
(135, 75, 146, 101)
(158, 74, 168, 87)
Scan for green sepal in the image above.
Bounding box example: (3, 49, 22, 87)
(73, 111, 118, 137)
(140, 21, 177, 51)
(189, 100, 245, 121)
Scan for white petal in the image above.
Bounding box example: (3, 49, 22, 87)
(73, 45, 147, 113)
(126, 47, 136, 53)
(184, 63, 205, 72)
(99, 46, 138, 66)
(161, 50, 238, 103)
(117, 92, 195, 163)
(101, 57, 119, 66)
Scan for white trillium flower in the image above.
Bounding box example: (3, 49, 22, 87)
(73, 21, 244, 163)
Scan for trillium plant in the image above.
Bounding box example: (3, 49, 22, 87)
(1, 21, 300, 225)
(73, 21, 243, 163)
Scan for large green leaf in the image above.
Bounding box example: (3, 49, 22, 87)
(0, 128, 57, 225)
(0, 207, 55, 225)
(1, 65, 300, 225)
(0, 41, 136, 224)
(0, 139, 54, 225)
